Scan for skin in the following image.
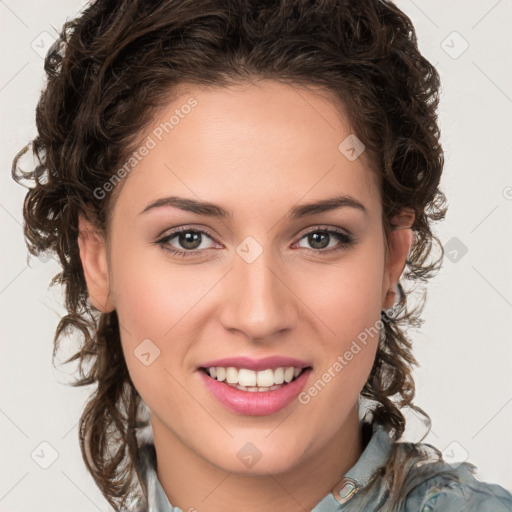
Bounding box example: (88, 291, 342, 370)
(78, 80, 414, 512)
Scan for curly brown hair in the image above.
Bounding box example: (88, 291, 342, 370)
(12, 0, 451, 510)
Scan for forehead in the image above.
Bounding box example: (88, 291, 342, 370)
(111, 80, 380, 223)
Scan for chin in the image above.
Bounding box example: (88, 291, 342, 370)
(214, 452, 303, 476)
(214, 437, 309, 476)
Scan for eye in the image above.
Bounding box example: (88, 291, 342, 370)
(155, 226, 218, 257)
(293, 226, 355, 254)
(155, 225, 355, 258)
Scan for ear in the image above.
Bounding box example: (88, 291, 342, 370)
(77, 214, 115, 313)
(382, 208, 415, 310)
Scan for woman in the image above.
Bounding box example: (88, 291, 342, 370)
(11, 0, 512, 511)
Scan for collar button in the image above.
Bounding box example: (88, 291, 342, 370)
(332, 477, 359, 504)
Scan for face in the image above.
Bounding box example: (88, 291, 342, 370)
(79, 79, 412, 476)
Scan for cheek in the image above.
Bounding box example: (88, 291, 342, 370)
(107, 244, 202, 415)
(301, 243, 385, 339)
(297, 244, 384, 399)
(109, 239, 205, 340)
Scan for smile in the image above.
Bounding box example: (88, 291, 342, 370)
(198, 366, 313, 415)
(204, 366, 304, 389)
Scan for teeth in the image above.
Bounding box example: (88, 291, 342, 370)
(284, 367, 294, 383)
(228, 383, 283, 392)
(226, 367, 238, 384)
(274, 367, 284, 384)
(206, 366, 305, 387)
(239, 368, 256, 387)
(256, 369, 274, 387)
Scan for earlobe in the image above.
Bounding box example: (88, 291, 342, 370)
(382, 208, 415, 310)
(77, 214, 115, 313)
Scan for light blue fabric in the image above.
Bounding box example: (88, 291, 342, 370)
(133, 420, 512, 511)
(405, 469, 512, 512)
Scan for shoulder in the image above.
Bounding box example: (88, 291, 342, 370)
(394, 443, 512, 512)
(350, 421, 512, 512)
(405, 471, 512, 511)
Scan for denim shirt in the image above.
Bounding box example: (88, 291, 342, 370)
(132, 420, 512, 511)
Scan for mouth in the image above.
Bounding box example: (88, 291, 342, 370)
(199, 365, 311, 392)
(197, 364, 313, 415)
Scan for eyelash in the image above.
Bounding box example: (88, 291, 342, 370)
(155, 225, 355, 258)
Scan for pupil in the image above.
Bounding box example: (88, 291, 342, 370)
(309, 232, 329, 249)
(180, 231, 201, 249)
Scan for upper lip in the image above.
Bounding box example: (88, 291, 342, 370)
(198, 356, 312, 371)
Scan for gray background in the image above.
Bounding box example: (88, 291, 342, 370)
(1, 1, 511, 510)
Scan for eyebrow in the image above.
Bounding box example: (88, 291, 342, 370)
(139, 194, 368, 219)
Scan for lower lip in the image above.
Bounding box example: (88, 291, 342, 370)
(198, 368, 312, 416)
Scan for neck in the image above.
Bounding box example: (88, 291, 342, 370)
(151, 405, 363, 512)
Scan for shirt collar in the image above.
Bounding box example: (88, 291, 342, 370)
(136, 420, 393, 512)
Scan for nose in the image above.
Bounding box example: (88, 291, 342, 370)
(219, 246, 298, 342)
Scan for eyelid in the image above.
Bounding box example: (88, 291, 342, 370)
(292, 225, 355, 252)
(157, 225, 219, 245)
(298, 224, 353, 238)
(155, 224, 217, 241)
